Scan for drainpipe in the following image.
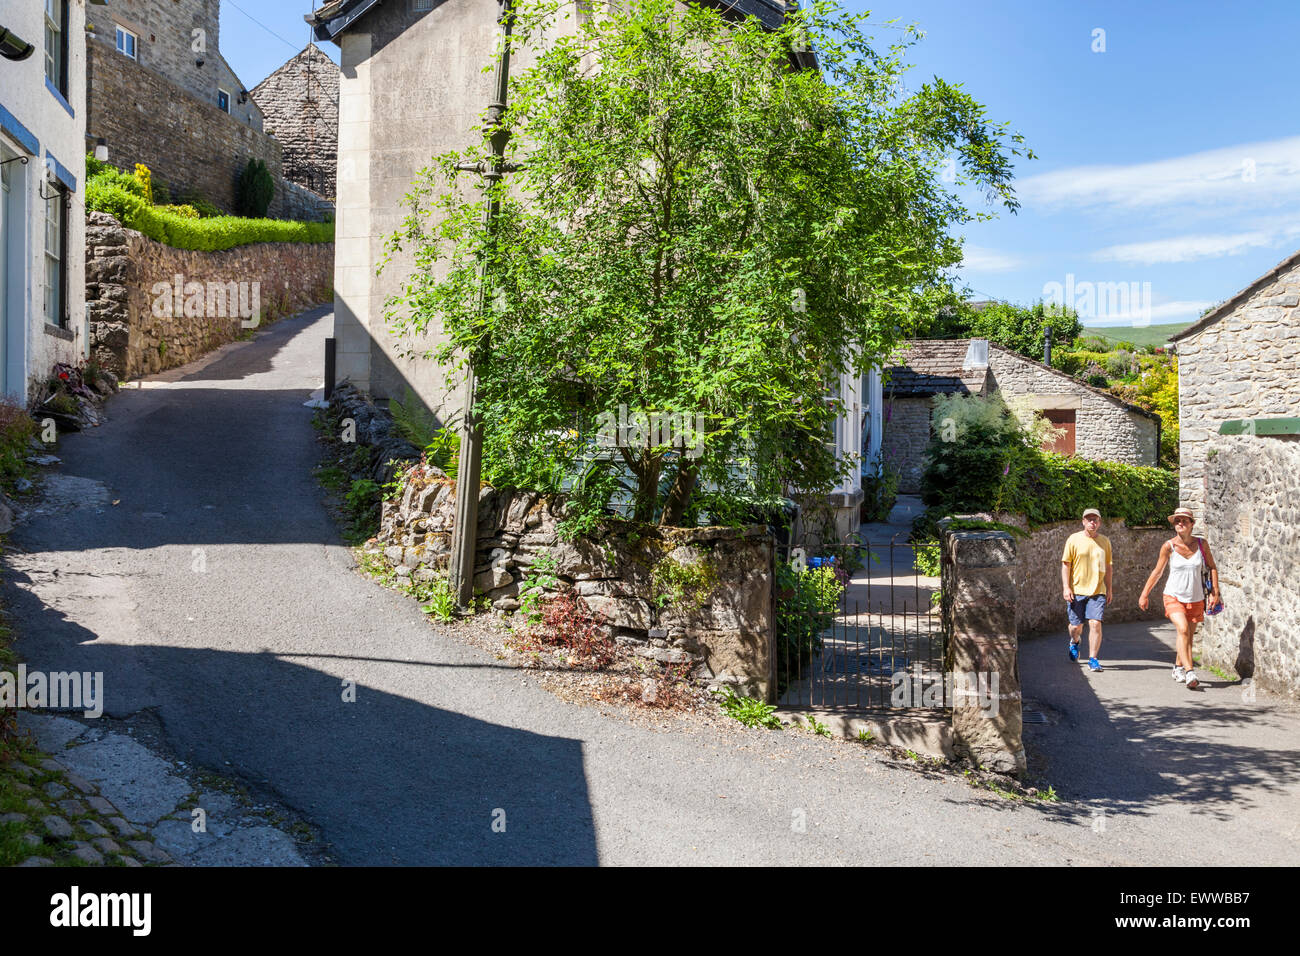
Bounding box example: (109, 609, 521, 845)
(1043, 326, 1052, 366)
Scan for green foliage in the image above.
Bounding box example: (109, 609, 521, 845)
(345, 478, 381, 522)
(412, 575, 458, 622)
(0, 400, 38, 488)
(389, 389, 464, 477)
(913, 542, 941, 578)
(1088, 322, 1192, 350)
(920, 393, 1033, 515)
(714, 687, 782, 730)
(156, 204, 200, 220)
(315, 464, 349, 491)
(235, 158, 275, 218)
(178, 193, 225, 219)
(775, 562, 844, 694)
(860, 459, 900, 523)
(650, 557, 718, 611)
(518, 552, 560, 624)
(857, 728, 874, 742)
(930, 300, 1082, 357)
(807, 715, 832, 737)
(1111, 356, 1179, 466)
(382, 0, 1031, 525)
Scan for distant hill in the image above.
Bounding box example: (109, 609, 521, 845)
(1081, 322, 1193, 349)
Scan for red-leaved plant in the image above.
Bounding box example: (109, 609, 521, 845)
(530, 588, 614, 669)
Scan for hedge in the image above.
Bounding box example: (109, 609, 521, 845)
(1001, 451, 1178, 527)
(86, 180, 333, 251)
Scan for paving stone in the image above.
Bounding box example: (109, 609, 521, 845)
(86, 795, 116, 814)
(108, 817, 139, 837)
(16, 713, 88, 752)
(151, 817, 224, 861)
(58, 799, 87, 817)
(196, 791, 237, 819)
(188, 827, 308, 867)
(80, 819, 110, 838)
(56, 735, 189, 825)
(43, 815, 74, 839)
(10, 763, 35, 778)
(92, 837, 123, 855)
(22, 833, 41, 848)
(18, 856, 52, 867)
(42, 782, 68, 799)
(127, 840, 172, 864)
(39, 759, 64, 773)
(70, 842, 104, 865)
(12, 781, 33, 793)
(25, 798, 45, 811)
(0, 812, 26, 824)
(64, 772, 97, 795)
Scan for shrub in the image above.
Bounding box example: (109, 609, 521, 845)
(774, 562, 843, 695)
(133, 163, 153, 204)
(156, 204, 199, 220)
(527, 588, 614, 668)
(714, 687, 782, 729)
(235, 158, 275, 218)
(860, 458, 899, 523)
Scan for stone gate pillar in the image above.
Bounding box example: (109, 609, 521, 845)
(939, 523, 1025, 774)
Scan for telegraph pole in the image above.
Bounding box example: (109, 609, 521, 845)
(449, 0, 520, 611)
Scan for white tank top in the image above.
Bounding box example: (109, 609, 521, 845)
(1165, 538, 1205, 603)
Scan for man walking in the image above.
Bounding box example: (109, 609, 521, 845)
(1062, 507, 1113, 672)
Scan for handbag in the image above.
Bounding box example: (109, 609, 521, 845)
(1198, 538, 1223, 615)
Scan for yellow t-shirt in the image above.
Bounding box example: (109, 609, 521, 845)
(1062, 531, 1112, 596)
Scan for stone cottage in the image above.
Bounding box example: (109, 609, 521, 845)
(1170, 249, 1300, 699)
(85, 0, 283, 215)
(882, 338, 1160, 493)
(251, 45, 339, 201)
(309, 0, 873, 542)
(0, 0, 87, 401)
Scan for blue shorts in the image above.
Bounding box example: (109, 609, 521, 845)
(1067, 594, 1107, 626)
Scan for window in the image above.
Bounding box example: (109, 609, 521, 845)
(44, 187, 67, 329)
(115, 26, 138, 60)
(45, 0, 68, 93)
(413, 0, 435, 10)
(218, 89, 230, 113)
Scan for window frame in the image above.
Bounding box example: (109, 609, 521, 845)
(44, 184, 69, 331)
(115, 25, 138, 60)
(45, 0, 69, 95)
(218, 88, 231, 113)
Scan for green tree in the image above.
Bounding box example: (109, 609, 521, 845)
(382, 0, 1031, 526)
(928, 300, 1082, 358)
(235, 158, 275, 218)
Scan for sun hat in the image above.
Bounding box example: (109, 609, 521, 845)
(1082, 508, 1101, 519)
(1168, 507, 1195, 525)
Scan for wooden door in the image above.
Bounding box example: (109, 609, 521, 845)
(1043, 408, 1076, 455)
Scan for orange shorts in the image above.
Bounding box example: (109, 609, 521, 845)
(1163, 593, 1205, 624)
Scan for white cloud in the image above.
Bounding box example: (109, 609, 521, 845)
(1092, 231, 1275, 265)
(1084, 301, 1215, 326)
(960, 245, 1022, 272)
(1018, 136, 1300, 211)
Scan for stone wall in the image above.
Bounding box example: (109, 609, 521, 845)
(882, 396, 931, 494)
(279, 179, 335, 224)
(940, 525, 1024, 774)
(251, 45, 339, 200)
(87, 44, 283, 216)
(988, 347, 1159, 466)
(1177, 260, 1300, 516)
(999, 513, 1169, 637)
(1200, 434, 1300, 699)
(84, 212, 333, 378)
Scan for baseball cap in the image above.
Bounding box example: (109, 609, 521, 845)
(1082, 508, 1101, 520)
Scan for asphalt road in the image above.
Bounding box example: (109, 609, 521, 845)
(6, 306, 1297, 865)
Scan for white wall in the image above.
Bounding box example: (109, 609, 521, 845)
(0, 0, 88, 402)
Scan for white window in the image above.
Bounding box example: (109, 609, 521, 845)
(414, 0, 434, 10)
(218, 89, 230, 113)
(45, 0, 65, 89)
(44, 189, 66, 328)
(116, 26, 137, 60)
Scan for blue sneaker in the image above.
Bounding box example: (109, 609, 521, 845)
(1068, 641, 1080, 661)
(1088, 658, 1103, 672)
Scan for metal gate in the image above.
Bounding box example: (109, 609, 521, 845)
(776, 537, 946, 710)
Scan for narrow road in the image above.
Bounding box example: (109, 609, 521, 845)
(5, 307, 1295, 865)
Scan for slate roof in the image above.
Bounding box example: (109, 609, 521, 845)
(309, 0, 796, 42)
(884, 340, 990, 396)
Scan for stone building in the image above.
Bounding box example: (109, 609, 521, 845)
(251, 45, 339, 201)
(85, 0, 284, 215)
(882, 339, 1160, 493)
(1170, 250, 1300, 699)
(0, 0, 87, 401)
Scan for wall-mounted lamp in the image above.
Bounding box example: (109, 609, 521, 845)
(94, 137, 109, 163)
(238, 89, 248, 105)
(0, 25, 36, 61)
(195, 57, 204, 68)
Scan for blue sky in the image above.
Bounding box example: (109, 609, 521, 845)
(220, 0, 1300, 329)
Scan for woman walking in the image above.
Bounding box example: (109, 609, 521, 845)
(1138, 508, 1220, 690)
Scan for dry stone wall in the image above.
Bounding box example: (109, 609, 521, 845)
(1177, 262, 1300, 516)
(882, 396, 931, 494)
(84, 212, 333, 379)
(1201, 434, 1300, 699)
